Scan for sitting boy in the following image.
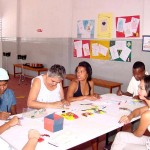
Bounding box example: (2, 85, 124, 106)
(117, 61, 148, 99)
(0, 68, 17, 120)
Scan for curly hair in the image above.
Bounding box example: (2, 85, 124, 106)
(75, 61, 92, 81)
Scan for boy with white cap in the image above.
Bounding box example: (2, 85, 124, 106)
(0, 68, 17, 120)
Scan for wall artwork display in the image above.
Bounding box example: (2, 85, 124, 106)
(77, 20, 95, 38)
(73, 40, 90, 58)
(116, 15, 140, 38)
(142, 35, 150, 52)
(97, 13, 113, 39)
(110, 41, 132, 62)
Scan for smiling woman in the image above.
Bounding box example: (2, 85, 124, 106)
(27, 64, 70, 109)
(111, 75, 150, 150)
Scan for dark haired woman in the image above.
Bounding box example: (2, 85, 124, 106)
(111, 75, 150, 150)
(67, 61, 99, 102)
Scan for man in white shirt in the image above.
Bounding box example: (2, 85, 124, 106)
(117, 61, 147, 99)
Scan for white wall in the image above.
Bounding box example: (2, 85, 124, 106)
(1, 0, 17, 37)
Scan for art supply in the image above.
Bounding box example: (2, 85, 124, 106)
(80, 103, 93, 105)
(48, 142, 58, 147)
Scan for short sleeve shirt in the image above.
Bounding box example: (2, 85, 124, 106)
(127, 71, 148, 97)
(0, 89, 16, 112)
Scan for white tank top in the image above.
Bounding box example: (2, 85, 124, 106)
(32, 75, 61, 103)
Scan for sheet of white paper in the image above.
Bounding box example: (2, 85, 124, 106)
(91, 43, 99, 56)
(124, 22, 133, 37)
(110, 45, 119, 60)
(76, 48, 83, 57)
(131, 17, 139, 33)
(99, 44, 108, 56)
(116, 18, 126, 32)
(115, 41, 126, 50)
(83, 43, 90, 56)
(74, 40, 82, 50)
(120, 46, 131, 61)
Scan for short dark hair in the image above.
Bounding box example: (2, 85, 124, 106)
(144, 75, 150, 100)
(75, 61, 92, 81)
(47, 64, 66, 80)
(133, 61, 145, 71)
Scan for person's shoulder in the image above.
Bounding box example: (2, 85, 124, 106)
(5, 88, 13, 93)
(70, 79, 78, 86)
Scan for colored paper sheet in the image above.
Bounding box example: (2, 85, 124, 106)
(116, 15, 140, 38)
(77, 20, 95, 38)
(90, 40, 111, 60)
(110, 41, 132, 62)
(73, 40, 90, 58)
(97, 13, 113, 38)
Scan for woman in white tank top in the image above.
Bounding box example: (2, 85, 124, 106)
(27, 64, 70, 109)
(111, 75, 150, 150)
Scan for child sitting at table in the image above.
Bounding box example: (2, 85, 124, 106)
(111, 75, 150, 150)
(117, 61, 148, 99)
(67, 61, 100, 102)
(0, 68, 17, 120)
(27, 64, 70, 109)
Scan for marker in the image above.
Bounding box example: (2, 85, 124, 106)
(48, 142, 58, 147)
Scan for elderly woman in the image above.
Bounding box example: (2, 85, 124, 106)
(27, 64, 69, 109)
(111, 75, 150, 150)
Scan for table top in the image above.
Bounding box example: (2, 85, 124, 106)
(0, 94, 145, 150)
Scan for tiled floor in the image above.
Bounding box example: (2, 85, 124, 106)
(7, 74, 134, 150)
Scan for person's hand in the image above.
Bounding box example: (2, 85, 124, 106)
(61, 99, 70, 106)
(117, 89, 123, 96)
(93, 93, 101, 99)
(0, 112, 10, 120)
(50, 101, 64, 109)
(8, 116, 20, 127)
(118, 115, 130, 124)
(28, 129, 40, 140)
(86, 95, 98, 101)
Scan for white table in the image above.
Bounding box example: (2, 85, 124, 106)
(0, 94, 145, 150)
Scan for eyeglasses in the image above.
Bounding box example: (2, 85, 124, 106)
(138, 85, 145, 91)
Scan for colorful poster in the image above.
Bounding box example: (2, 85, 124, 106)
(110, 41, 132, 62)
(90, 40, 111, 60)
(73, 40, 90, 58)
(116, 15, 140, 38)
(77, 20, 95, 38)
(97, 13, 113, 39)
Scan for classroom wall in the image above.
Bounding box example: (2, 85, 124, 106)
(71, 0, 150, 94)
(1, 0, 73, 75)
(1, 0, 150, 94)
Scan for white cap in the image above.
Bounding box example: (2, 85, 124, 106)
(0, 68, 9, 80)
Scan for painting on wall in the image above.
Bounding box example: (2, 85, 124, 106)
(142, 35, 150, 52)
(77, 20, 95, 38)
(116, 15, 140, 38)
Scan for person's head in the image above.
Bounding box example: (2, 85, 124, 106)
(0, 68, 9, 94)
(138, 75, 150, 101)
(75, 61, 92, 81)
(132, 61, 145, 81)
(46, 64, 66, 86)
